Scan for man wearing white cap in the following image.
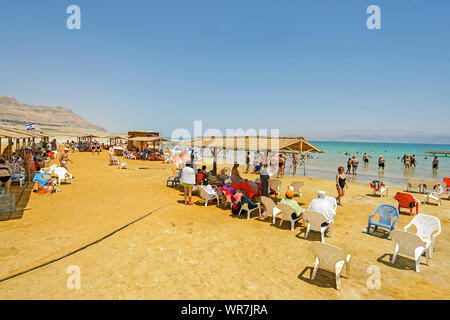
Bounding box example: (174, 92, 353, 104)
(307, 190, 336, 225)
(59, 147, 73, 170)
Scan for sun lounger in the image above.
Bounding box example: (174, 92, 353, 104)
(422, 179, 440, 194)
(277, 202, 303, 231)
(404, 214, 441, 259)
(406, 178, 422, 193)
(393, 192, 420, 216)
(367, 204, 399, 234)
(303, 210, 330, 243)
(424, 185, 446, 206)
(288, 180, 304, 198)
(310, 242, 351, 290)
(390, 230, 429, 272)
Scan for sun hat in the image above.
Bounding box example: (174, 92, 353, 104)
(285, 189, 295, 199)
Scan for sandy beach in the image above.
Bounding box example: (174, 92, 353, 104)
(0, 149, 449, 300)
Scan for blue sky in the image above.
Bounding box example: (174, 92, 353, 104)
(1, 0, 449, 143)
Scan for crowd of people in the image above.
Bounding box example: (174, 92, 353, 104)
(342, 152, 441, 174)
(0, 139, 59, 193)
(176, 158, 337, 233)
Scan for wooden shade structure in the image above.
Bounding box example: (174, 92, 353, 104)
(178, 136, 323, 175)
(0, 127, 41, 161)
(177, 136, 323, 154)
(127, 136, 170, 153)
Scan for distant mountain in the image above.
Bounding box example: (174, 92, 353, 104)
(0, 96, 107, 134)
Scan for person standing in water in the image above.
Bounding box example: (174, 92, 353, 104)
(378, 155, 385, 171)
(363, 153, 369, 165)
(432, 156, 439, 171)
(336, 166, 347, 206)
(351, 156, 359, 175)
(346, 158, 352, 174)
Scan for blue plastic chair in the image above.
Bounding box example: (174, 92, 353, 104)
(367, 205, 400, 233)
(166, 171, 181, 187)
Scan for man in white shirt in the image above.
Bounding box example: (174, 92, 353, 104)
(307, 190, 336, 224)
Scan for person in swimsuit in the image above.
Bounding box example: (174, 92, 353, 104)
(291, 154, 299, 176)
(411, 155, 416, 167)
(404, 155, 411, 170)
(336, 166, 347, 206)
(108, 145, 115, 165)
(346, 158, 352, 174)
(23, 147, 33, 183)
(432, 156, 439, 170)
(0, 159, 12, 194)
(378, 155, 385, 171)
(95, 142, 101, 155)
(363, 153, 369, 165)
(245, 152, 250, 174)
(59, 148, 73, 170)
(351, 156, 359, 175)
(278, 154, 286, 178)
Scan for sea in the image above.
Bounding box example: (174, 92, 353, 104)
(168, 140, 450, 188)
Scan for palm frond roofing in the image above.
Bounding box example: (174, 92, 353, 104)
(177, 136, 323, 153)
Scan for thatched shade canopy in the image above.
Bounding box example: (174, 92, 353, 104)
(177, 136, 323, 154)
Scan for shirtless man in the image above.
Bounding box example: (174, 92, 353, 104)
(278, 154, 286, 178)
(23, 147, 33, 183)
(59, 147, 73, 170)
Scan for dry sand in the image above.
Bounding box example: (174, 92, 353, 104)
(0, 150, 449, 299)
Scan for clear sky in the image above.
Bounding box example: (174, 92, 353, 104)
(1, 0, 449, 143)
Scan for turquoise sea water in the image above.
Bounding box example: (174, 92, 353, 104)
(293, 141, 450, 187)
(166, 139, 450, 188)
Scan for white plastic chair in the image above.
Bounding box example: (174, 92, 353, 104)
(46, 164, 58, 174)
(390, 230, 429, 272)
(303, 210, 330, 243)
(53, 167, 73, 185)
(424, 185, 446, 206)
(403, 214, 441, 259)
(310, 242, 351, 290)
(238, 202, 261, 220)
(117, 159, 128, 169)
(277, 202, 303, 231)
(288, 180, 304, 197)
(11, 171, 25, 187)
(198, 185, 219, 207)
(260, 196, 282, 224)
(221, 190, 233, 209)
(269, 178, 282, 194)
